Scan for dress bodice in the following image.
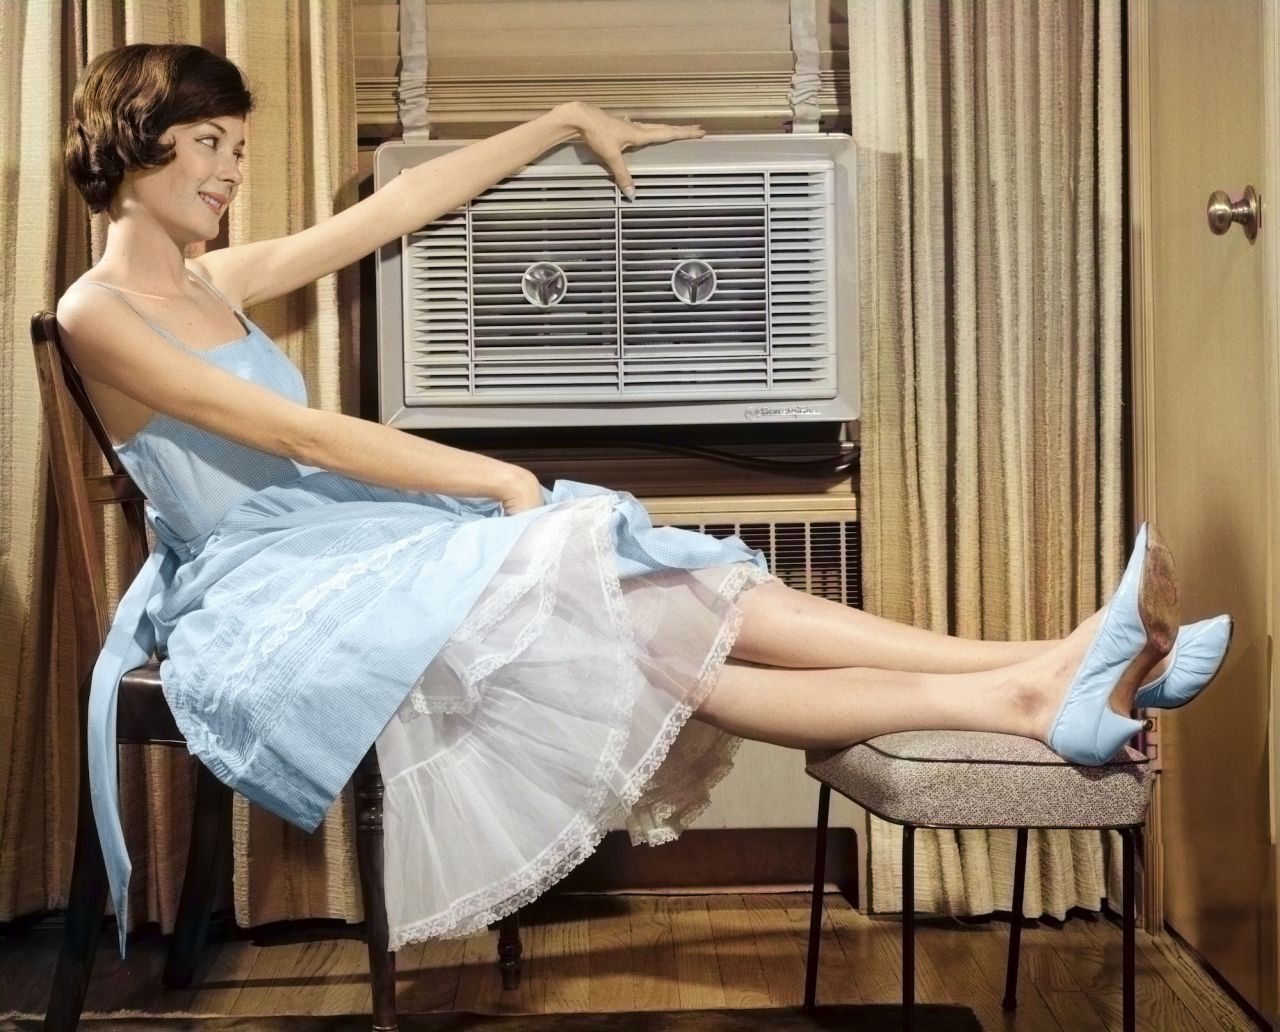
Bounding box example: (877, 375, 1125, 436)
(112, 325, 320, 559)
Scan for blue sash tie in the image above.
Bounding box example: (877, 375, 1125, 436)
(87, 506, 186, 957)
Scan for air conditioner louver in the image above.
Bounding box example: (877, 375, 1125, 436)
(647, 494, 861, 608)
(379, 134, 859, 427)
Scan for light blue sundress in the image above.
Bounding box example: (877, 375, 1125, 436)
(84, 269, 772, 956)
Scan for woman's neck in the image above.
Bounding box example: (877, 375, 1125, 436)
(95, 214, 199, 295)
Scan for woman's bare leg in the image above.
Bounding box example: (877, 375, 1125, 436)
(731, 578, 1103, 674)
(696, 615, 1141, 750)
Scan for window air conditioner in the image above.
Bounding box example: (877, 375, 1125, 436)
(374, 133, 858, 430)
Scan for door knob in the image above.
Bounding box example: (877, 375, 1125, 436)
(1206, 185, 1261, 241)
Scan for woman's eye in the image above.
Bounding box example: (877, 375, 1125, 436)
(198, 137, 217, 149)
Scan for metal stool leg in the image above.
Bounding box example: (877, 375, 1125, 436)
(902, 824, 915, 1032)
(1122, 827, 1136, 1032)
(804, 783, 832, 1013)
(1002, 827, 1029, 1010)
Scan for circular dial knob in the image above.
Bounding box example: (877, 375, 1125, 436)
(521, 262, 569, 308)
(671, 259, 717, 305)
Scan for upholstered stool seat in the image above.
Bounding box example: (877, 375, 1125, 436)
(807, 731, 1152, 829)
(802, 730, 1154, 1031)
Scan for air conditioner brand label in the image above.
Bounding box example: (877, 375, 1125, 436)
(744, 405, 823, 421)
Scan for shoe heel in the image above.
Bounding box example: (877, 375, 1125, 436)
(1095, 710, 1147, 764)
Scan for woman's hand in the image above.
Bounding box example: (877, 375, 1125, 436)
(561, 101, 706, 198)
(496, 465, 546, 516)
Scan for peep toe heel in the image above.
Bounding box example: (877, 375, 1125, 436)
(1047, 523, 1180, 766)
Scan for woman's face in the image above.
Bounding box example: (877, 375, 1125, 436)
(116, 115, 245, 243)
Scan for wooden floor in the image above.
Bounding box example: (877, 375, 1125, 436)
(0, 892, 1260, 1030)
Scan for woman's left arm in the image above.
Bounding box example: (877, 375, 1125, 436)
(196, 102, 703, 310)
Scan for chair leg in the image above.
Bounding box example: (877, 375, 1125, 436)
(163, 763, 232, 988)
(902, 824, 915, 1032)
(498, 912, 523, 990)
(355, 748, 398, 1032)
(1121, 826, 1137, 1032)
(1001, 827, 1029, 1011)
(803, 783, 831, 1014)
(43, 749, 108, 1032)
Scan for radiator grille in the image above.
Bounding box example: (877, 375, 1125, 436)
(647, 496, 861, 608)
(402, 165, 834, 405)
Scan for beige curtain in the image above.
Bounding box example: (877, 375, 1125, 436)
(0, 0, 362, 934)
(854, 0, 1128, 918)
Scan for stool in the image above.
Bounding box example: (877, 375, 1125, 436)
(802, 731, 1153, 1031)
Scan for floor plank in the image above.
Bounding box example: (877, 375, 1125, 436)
(783, 893, 861, 1007)
(629, 895, 681, 1011)
(0, 892, 1261, 1031)
(299, 938, 376, 1016)
(586, 895, 636, 1012)
(1071, 914, 1209, 1032)
(823, 902, 903, 1004)
(703, 895, 771, 1009)
(538, 897, 592, 1013)
(395, 930, 467, 1013)
(1147, 935, 1258, 1032)
(740, 894, 806, 1008)
(669, 895, 727, 1011)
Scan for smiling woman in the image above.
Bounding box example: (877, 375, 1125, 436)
(51, 40, 1229, 984)
(65, 44, 252, 217)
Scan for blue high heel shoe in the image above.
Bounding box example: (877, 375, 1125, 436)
(1135, 615, 1233, 709)
(1047, 523, 1179, 766)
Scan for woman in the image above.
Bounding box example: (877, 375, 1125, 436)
(58, 43, 1231, 955)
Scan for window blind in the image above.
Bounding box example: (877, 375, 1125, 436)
(354, 0, 849, 137)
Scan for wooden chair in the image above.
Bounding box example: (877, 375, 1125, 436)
(30, 310, 413, 1030)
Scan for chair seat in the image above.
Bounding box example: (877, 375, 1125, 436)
(805, 730, 1152, 830)
(117, 659, 184, 745)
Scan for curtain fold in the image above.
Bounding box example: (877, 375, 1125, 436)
(0, 0, 360, 934)
(854, 0, 1127, 918)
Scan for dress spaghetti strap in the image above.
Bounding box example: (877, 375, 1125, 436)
(77, 278, 252, 353)
(186, 262, 244, 316)
(78, 281, 164, 333)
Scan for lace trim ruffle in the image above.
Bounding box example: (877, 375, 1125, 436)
(385, 546, 774, 949)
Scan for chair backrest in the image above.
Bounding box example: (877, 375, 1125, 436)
(30, 311, 150, 677)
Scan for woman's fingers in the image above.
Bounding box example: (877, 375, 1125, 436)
(601, 150, 636, 197)
(636, 122, 705, 138)
(574, 103, 705, 197)
(613, 122, 705, 195)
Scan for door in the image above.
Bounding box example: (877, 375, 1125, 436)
(1130, 0, 1278, 1020)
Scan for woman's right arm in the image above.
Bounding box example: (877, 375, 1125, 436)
(56, 287, 543, 512)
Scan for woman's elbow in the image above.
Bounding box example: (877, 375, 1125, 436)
(284, 407, 331, 468)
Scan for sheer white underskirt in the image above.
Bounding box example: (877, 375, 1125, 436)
(374, 496, 773, 950)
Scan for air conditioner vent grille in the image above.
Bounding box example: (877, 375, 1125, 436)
(398, 159, 839, 406)
(665, 516, 862, 608)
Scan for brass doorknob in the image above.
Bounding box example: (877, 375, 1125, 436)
(1207, 185, 1261, 241)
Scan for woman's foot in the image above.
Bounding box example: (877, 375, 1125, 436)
(1135, 615, 1234, 709)
(1020, 524, 1179, 764)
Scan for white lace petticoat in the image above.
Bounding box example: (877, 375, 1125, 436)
(373, 495, 773, 950)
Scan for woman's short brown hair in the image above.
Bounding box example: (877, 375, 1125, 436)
(65, 43, 254, 214)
